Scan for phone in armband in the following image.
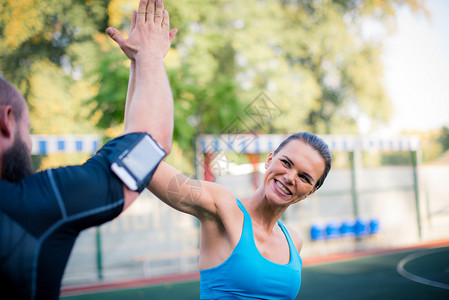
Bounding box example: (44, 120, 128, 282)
(111, 134, 166, 191)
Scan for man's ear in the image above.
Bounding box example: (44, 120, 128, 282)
(0, 106, 14, 137)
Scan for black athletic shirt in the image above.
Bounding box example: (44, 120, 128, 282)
(0, 133, 145, 299)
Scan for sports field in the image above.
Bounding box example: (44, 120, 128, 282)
(61, 242, 449, 300)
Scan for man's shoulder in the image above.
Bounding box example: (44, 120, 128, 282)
(0, 170, 51, 198)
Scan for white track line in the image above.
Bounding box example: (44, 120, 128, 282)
(397, 248, 449, 290)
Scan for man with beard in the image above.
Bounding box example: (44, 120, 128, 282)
(0, 0, 177, 299)
(0, 83, 34, 182)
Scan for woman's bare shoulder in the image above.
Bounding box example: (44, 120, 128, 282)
(285, 224, 304, 254)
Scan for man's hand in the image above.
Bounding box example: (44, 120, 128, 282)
(106, 0, 177, 60)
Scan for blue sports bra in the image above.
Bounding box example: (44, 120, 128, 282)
(200, 199, 302, 299)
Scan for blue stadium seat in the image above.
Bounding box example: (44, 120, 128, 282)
(325, 222, 340, 239)
(310, 224, 326, 241)
(339, 220, 356, 237)
(354, 218, 369, 237)
(369, 218, 380, 235)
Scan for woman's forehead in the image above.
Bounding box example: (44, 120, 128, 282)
(275, 140, 325, 174)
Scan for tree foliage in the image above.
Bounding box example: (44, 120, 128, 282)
(0, 0, 110, 169)
(0, 0, 430, 167)
(0, 0, 110, 96)
(438, 126, 449, 152)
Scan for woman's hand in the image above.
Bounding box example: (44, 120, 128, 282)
(106, 0, 177, 61)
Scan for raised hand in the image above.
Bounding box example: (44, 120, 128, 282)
(106, 0, 177, 60)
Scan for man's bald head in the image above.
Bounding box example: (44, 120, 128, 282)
(0, 77, 26, 122)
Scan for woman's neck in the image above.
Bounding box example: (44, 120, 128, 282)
(241, 187, 287, 232)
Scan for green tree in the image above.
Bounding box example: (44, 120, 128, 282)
(89, 0, 428, 169)
(1, 0, 430, 170)
(90, 0, 246, 151)
(0, 0, 111, 96)
(438, 126, 449, 152)
(0, 0, 112, 169)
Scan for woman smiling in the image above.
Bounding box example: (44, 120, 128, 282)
(147, 132, 331, 299)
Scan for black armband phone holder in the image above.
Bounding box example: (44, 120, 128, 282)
(99, 133, 166, 193)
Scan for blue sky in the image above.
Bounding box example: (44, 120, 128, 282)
(382, 0, 449, 133)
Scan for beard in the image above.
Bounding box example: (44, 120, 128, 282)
(1, 133, 34, 182)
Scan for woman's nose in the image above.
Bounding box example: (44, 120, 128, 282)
(285, 169, 295, 184)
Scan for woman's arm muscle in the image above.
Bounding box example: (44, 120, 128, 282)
(147, 161, 232, 220)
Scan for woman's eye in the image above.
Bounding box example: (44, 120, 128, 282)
(281, 159, 290, 167)
(299, 174, 311, 184)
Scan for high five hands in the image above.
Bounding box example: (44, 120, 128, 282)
(106, 0, 178, 60)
